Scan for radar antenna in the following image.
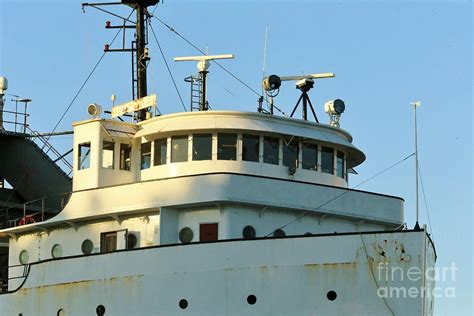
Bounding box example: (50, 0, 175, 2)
(174, 54, 234, 111)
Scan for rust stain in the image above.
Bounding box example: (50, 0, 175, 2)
(18, 274, 144, 294)
(304, 262, 358, 270)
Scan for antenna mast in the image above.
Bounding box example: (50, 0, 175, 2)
(82, 0, 158, 121)
(411, 101, 422, 230)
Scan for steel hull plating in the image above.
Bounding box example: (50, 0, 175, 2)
(1, 230, 435, 316)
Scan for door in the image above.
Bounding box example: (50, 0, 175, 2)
(200, 223, 218, 242)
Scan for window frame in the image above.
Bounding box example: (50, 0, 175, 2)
(78, 142, 91, 170)
(153, 138, 168, 166)
(171, 135, 189, 163)
(217, 133, 237, 161)
(141, 142, 152, 170)
(102, 141, 115, 169)
(263, 136, 280, 165)
(242, 134, 260, 162)
(321, 146, 334, 174)
(119, 143, 132, 171)
(192, 133, 213, 161)
(302, 142, 318, 171)
(282, 138, 299, 168)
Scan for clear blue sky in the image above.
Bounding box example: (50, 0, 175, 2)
(1, 0, 472, 314)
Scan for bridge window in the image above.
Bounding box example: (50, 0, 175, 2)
(302, 143, 317, 170)
(78, 142, 91, 170)
(192, 134, 212, 161)
(102, 141, 115, 169)
(119, 143, 131, 171)
(242, 134, 259, 162)
(337, 151, 345, 178)
(263, 136, 279, 165)
(217, 133, 237, 160)
(154, 138, 167, 166)
(283, 138, 299, 168)
(171, 136, 189, 163)
(321, 147, 334, 174)
(141, 142, 151, 169)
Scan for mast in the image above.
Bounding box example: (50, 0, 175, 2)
(82, 0, 158, 121)
(135, 4, 148, 121)
(411, 101, 421, 230)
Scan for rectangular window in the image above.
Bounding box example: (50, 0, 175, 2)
(119, 143, 132, 171)
(192, 134, 212, 161)
(78, 142, 91, 170)
(141, 142, 151, 170)
(171, 136, 189, 163)
(321, 147, 334, 174)
(100, 232, 117, 253)
(282, 138, 299, 168)
(242, 134, 259, 162)
(200, 223, 218, 242)
(302, 143, 318, 170)
(263, 136, 279, 165)
(153, 138, 167, 166)
(337, 151, 345, 178)
(102, 141, 115, 169)
(217, 133, 237, 160)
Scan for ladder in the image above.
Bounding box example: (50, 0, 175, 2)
(131, 40, 138, 101)
(185, 75, 203, 112)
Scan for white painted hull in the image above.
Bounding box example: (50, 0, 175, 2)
(1, 230, 435, 316)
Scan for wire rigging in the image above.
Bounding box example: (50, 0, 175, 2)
(418, 165, 434, 241)
(46, 9, 135, 143)
(149, 22, 187, 112)
(151, 15, 286, 115)
(264, 152, 415, 237)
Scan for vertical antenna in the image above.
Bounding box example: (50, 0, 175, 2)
(411, 101, 421, 230)
(261, 26, 268, 97)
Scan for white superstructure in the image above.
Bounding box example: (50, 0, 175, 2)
(0, 109, 436, 315)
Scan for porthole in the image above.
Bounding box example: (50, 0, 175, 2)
(81, 239, 94, 255)
(19, 250, 29, 265)
(242, 225, 256, 239)
(96, 305, 105, 316)
(327, 290, 337, 301)
(179, 227, 193, 243)
(179, 299, 188, 309)
(247, 294, 257, 305)
(127, 233, 138, 249)
(57, 309, 66, 316)
(51, 244, 63, 258)
(273, 229, 286, 238)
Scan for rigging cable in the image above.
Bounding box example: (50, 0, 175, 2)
(418, 165, 434, 241)
(151, 15, 286, 116)
(149, 21, 187, 112)
(46, 9, 135, 144)
(264, 152, 415, 237)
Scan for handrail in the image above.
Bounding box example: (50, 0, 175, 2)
(1, 102, 73, 173)
(25, 126, 73, 171)
(0, 191, 72, 229)
(0, 263, 30, 294)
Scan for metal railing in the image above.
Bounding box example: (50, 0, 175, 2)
(0, 263, 30, 294)
(0, 191, 72, 229)
(1, 100, 73, 174)
(26, 127, 73, 172)
(0, 109, 29, 134)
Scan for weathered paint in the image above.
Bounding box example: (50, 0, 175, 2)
(0, 231, 434, 315)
